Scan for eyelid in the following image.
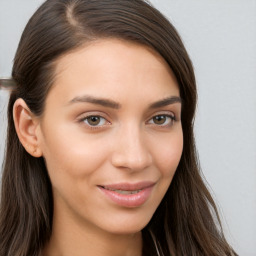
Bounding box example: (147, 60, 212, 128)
(146, 112, 176, 127)
(77, 112, 111, 129)
(147, 111, 176, 120)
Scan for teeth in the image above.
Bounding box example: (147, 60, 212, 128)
(104, 187, 142, 194)
(115, 189, 141, 194)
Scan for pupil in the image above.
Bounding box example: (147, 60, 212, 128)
(88, 116, 100, 125)
(154, 115, 166, 124)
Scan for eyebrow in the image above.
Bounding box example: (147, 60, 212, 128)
(68, 95, 182, 109)
(148, 96, 182, 109)
(68, 95, 121, 109)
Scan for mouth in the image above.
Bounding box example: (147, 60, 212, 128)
(97, 181, 155, 208)
(100, 187, 143, 195)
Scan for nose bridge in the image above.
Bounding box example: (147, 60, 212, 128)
(111, 122, 152, 171)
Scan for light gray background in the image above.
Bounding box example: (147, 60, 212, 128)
(0, 1, 255, 255)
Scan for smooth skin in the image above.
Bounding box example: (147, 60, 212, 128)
(13, 39, 183, 256)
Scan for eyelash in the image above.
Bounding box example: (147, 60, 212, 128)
(147, 114, 176, 127)
(79, 115, 110, 129)
(78, 113, 176, 129)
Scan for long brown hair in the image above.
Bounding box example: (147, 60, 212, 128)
(0, 0, 237, 255)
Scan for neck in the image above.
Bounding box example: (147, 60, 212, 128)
(42, 210, 142, 256)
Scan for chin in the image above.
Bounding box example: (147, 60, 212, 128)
(99, 211, 154, 235)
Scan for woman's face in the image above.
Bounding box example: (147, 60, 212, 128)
(37, 39, 183, 235)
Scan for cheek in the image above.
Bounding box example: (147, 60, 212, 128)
(39, 126, 110, 181)
(153, 130, 183, 178)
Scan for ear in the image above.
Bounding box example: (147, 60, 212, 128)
(13, 98, 43, 157)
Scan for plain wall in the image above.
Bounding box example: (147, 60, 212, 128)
(1, 1, 256, 255)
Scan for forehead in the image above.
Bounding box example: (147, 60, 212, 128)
(48, 39, 179, 106)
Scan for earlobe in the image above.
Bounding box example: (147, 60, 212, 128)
(13, 98, 43, 157)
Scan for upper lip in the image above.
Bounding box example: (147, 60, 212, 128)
(98, 181, 155, 191)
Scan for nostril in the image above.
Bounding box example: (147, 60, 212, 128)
(111, 148, 152, 171)
(110, 128, 152, 171)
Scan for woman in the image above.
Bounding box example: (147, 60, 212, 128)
(0, 0, 237, 255)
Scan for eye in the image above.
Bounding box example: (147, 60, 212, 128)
(82, 115, 108, 127)
(148, 114, 175, 126)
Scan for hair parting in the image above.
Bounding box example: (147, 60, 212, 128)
(0, 1, 237, 255)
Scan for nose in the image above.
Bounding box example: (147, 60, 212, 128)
(111, 125, 153, 171)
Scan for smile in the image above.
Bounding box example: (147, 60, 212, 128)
(103, 187, 142, 195)
(98, 182, 155, 208)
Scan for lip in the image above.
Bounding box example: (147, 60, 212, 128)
(98, 181, 155, 208)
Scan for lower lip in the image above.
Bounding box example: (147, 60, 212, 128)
(98, 185, 154, 208)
